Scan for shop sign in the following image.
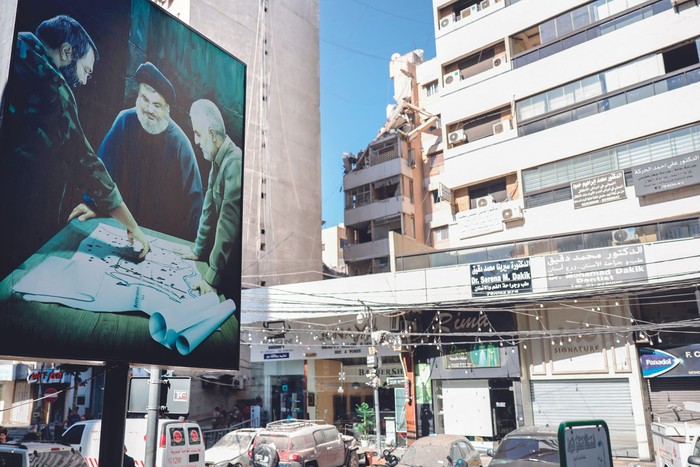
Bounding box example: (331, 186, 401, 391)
(445, 344, 500, 369)
(455, 205, 503, 239)
(632, 152, 700, 197)
(640, 344, 700, 378)
(572, 171, 626, 209)
(470, 258, 532, 296)
(545, 245, 647, 290)
(27, 369, 67, 384)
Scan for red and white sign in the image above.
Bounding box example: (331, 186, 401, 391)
(190, 429, 199, 443)
(172, 430, 183, 444)
(44, 388, 59, 404)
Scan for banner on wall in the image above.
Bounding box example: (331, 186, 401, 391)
(0, 0, 245, 369)
(640, 344, 700, 378)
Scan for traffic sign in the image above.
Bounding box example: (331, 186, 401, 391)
(385, 376, 406, 386)
(44, 388, 59, 404)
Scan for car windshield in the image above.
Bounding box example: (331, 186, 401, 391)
(494, 437, 559, 462)
(400, 444, 453, 466)
(213, 431, 255, 450)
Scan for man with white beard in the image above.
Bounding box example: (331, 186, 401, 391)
(97, 62, 203, 241)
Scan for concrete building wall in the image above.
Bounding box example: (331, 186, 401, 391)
(186, 0, 322, 288)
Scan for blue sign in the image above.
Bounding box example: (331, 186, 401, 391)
(264, 352, 290, 360)
(639, 345, 700, 378)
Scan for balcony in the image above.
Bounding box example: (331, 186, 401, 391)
(344, 238, 390, 263)
(345, 196, 413, 227)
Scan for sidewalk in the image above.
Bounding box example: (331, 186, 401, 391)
(480, 454, 655, 466)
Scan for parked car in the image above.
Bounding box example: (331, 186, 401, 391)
(206, 428, 261, 467)
(0, 441, 88, 467)
(487, 426, 560, 466)
(397, 434, 482, 467)
(249, 419, 359, 467)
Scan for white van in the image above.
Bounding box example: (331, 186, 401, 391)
(61, 418, 205, 467)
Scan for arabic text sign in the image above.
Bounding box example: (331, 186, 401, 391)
(470, 258, 532, 296)
(559, 421, 613, 467)
(456, 204, 503, 239)
(545, 245, 647, 290)
(571, 171, 626, 209)
(632, 152, 700, 197)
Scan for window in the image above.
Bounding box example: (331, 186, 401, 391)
(523, 123, 700, 207)
(431, 190, 441, 204)
(511, 0, 672, 69)
(345, 184, 370, 209)
(433, 226, 449, 243)
(425, 80, 439, 96)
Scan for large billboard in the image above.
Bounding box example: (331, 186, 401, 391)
(0, 0, 245, 369)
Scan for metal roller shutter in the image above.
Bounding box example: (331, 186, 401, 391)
(648, 377, 700, 423)
(531, 379, 638, 457)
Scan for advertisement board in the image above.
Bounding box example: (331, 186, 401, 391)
(640, 344, 700, 378)
(0, 0, 245, 369)
(545, 245, 647, 291)
(470, 258, 532, 296)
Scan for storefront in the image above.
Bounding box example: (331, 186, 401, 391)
(412, 309, 520, 451)
(519, 298, 650, 459)
(640, 343, 700, 422)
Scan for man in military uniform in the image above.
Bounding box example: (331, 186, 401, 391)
(177, 99, 242, 300)
(0, 15, 149, 279)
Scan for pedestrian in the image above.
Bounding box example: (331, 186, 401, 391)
(0, 426, 11, 443)
(68, 407, 81, 426)
(123, 445, 136, 467)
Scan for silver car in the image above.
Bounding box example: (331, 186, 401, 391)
(205, 428, 261, 467)
(397, 434, 482, 467)
(487, 426, 560, 466)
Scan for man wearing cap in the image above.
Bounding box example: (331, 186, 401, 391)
(98, 62, 203, 241)
(0, 15, 150, 280)
(176, 99, 242, 299)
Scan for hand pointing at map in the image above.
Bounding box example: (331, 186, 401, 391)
(68, 202, 150, 258)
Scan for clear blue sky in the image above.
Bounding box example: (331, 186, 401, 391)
(319, 0, 436, 227)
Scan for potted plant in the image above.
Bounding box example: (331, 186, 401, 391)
(354, 402, 375, 447)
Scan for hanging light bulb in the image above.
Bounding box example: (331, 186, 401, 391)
(523, 344, 528, 349)
(657, 335, 663, 344)
(567, 337, 572, 343)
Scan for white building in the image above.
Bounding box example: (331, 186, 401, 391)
(327, 0, 700, 458)
(322, 224, 347, 276)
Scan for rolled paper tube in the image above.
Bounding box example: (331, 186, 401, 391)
(149, 292, 220, 347)
(175, 299, 236, 355)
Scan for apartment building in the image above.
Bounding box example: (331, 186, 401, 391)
(342, 50, 450, 276)
(405, 0, 700, 458)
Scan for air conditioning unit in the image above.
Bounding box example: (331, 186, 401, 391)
(476, 195, 494, 208)
(502, 204, 524, 221)
(461, 5, 478, 18)
(480, 0, 491, 10)
(439, 15, 453, 29)
(443, 69, 461, 87)
(448, 128, 467, 144)
(612, 227, 639, 244)
(493, 118, 513, 134)
(492, 52, 508, 68)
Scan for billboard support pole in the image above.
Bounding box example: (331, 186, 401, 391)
(98, 362, 130, 467)
(144, 366, 161, 467)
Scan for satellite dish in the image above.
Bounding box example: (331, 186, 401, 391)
(391, 52, 401, 61)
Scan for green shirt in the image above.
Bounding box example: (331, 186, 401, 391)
(193, 136, 243, 289)
(0, 32, 122, 276)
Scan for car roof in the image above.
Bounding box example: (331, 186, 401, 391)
(409, 434, 469, 446)
(504, 426, 559, 438)
(262, 419, 335, 435)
